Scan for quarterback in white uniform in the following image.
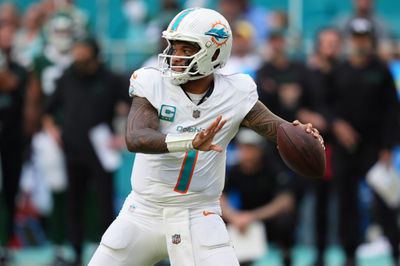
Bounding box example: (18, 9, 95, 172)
(89, 7, 323, 266)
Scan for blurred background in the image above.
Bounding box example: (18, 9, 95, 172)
(0, 0, 400, 265)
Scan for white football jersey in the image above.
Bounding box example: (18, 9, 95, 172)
(128, 67, 258, 208)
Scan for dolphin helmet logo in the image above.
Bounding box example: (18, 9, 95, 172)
(205, 28, 230, 41)
(205, 22, 230, 46)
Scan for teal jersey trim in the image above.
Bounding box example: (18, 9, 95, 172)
(174, 150, 199, 193)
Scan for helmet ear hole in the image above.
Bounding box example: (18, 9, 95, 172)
(212, 49, 220, 62)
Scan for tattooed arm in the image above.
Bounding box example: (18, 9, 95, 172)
(126, 96, 227, 154)
(242, 101, 324, 145)
(241, 101, 288, 143)
(125, 96, 168, 153)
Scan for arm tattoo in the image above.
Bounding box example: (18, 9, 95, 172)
(125, 96, 168, 153)
(241, 101, 287, 143)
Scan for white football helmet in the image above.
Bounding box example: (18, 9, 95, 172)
(158, 8, 232, 85)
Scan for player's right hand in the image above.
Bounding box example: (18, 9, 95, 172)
(192, 115, 226, 152)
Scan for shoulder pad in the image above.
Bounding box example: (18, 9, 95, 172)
(129, 67, 160, 97)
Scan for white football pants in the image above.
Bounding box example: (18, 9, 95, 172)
(88, 196, 239, 266)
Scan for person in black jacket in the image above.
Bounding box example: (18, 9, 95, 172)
(43, 37, 130, 266)
(306, 28, 342, 266)
(221, 128, 296, 266)
(256, 31, 315, 123)
(0, 21, 28, 265)
(255, 30, 317, 235)
(327, 18, 400, 266)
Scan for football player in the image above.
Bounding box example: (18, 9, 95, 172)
(89, 8, 323, 266)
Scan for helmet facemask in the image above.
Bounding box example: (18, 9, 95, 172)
(158, 39, 207, 85)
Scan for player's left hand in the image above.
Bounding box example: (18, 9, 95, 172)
(193, 115, 227, 152)
(293, 120, 325, 150)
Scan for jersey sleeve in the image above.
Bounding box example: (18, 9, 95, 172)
(237, 74, 259, 117)
(129, 68, 146, 98)
(128, 67, 159, 98)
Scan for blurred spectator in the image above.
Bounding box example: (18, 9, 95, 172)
(42, 37, 129, 266)
(327, 17, 400, 266)
(0, 2, 20, 26)
(221, 129, 295, 266)
(256, 31, 314, 123)
(0, 21, 28, 265)
(218, 0, 270, 47)
(219, 20, 261, 78)
(54, 0, 89, 39)
(25, 13, 75, 135)
(237, 0, 269, 47)
(256, 30, 318, 262)
(218, 0, 242, 26)
(339, 0, 392, 51)
(23, 12, 76, 266)
(306, 28, 342, 266)
(308, 28, 342, 75)
(40, 0, 57, 21)
(377, 40, 399, 64)
(12, 3, 45, 68)
(268, 10, 288, 33)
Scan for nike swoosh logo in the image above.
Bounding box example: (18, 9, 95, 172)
(203, 211, 215, 216)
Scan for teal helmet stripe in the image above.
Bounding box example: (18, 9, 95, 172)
(170, 8, 196, 32)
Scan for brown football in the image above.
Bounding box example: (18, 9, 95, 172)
(277, 122, 326, 178)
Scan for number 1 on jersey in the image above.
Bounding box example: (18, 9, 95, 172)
(174, 150, 199, 194)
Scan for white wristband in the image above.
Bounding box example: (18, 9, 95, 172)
(165, 133, 197, 152)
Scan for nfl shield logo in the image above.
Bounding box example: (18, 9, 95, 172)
(172, 234, 181, 245)
(192, 110, 200, 118)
